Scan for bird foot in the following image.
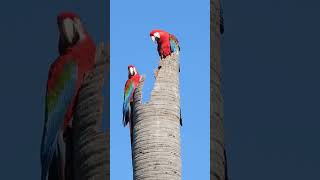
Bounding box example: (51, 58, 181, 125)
(154, 65, 162, 79)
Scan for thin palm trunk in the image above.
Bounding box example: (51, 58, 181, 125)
(132, 53, 182, 180)
(211, 0, 228, 179)
(71, 43, 108, 180)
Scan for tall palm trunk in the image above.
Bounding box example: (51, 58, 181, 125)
(211, 0, 228, 179)
(132, 53, 182, 180)
(71, 43, 108, 180)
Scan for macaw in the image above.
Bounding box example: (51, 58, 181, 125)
(123, 65, 141, 143)
(150, 29, 180, 59)
(40, 12, 96, 180)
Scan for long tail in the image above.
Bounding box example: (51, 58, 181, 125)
(122, 103, 131, 127)
(224, 149, 229, 180)
(42, 138, 65, 180)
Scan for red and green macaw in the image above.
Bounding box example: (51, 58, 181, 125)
(150, 29, 180, 59)
(40, 12, 96, 180)
(123, 65, 141, 143)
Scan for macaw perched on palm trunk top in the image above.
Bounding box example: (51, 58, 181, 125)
(150, 29, 180, 59)
(123, 29, 182, 179)
(150, 29, 180, 76)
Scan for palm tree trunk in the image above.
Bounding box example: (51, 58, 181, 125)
(132, 53, 182, 180)
(71, 43, 108, 180)
(211, 0, 228, 179)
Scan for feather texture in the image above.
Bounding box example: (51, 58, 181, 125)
(123, 79, 135, 126)
(169, 34, 180, 53)
(41, 61, 77, 180)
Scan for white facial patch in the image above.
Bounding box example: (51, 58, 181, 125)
(129, 67, 134, 75)
(62, 18, 75, 44)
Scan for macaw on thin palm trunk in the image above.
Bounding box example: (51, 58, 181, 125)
(123, 65, 141, 144)
(40, 12, 96, 180)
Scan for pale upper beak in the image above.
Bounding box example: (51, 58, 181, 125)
(151, 36, 156, 43)
(151, 32, 160, 43)
(133, 67, 137, 75)
(74, 18, 85, 41)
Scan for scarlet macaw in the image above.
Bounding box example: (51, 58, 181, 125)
(40, 12, 96, 180)
(150, 29, 180, 59)
(123, 65, 141, 143)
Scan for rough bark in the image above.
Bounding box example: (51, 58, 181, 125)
(72, 43, 108, 180)
(105, 42, 110, 180)
(211, 0, 228, 180)
(132, 53, 182, 180)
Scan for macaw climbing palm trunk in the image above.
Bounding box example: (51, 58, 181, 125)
(69, 43, 108, 180)
(211, 0, 228, 179)
(132, 53, 182, 180)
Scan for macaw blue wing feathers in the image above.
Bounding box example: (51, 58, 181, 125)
(41, 61, 77, 180)
(170, 34, 180, 53)
(122, 79, 135, 126)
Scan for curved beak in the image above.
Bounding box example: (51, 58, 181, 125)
(74, 18, 85, 41)
(151, 36, 156, 43)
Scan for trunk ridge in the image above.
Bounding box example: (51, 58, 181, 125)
(132, 53, 182, 180)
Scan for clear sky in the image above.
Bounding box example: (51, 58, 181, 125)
(0, 1, 107, 179)
(110, 0, 210, 179)
(223, 0, 320, 179)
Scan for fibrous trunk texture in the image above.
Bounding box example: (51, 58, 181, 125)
(211, 0, 228, 179)
(72, 43, 108, 180)
(132, 53, 182, 180)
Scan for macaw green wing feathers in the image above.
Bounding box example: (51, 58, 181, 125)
(122, 79, 135, 126)
(41, 61, 77, 180)
(169, 34, 180, 53)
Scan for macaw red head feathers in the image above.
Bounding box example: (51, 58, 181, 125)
(57, 12, 80, 23)
(128, 65, 138, 78)
(150, 30, 162, 43)
(149, 29, 171, 44)
(57, 12, 88, 54)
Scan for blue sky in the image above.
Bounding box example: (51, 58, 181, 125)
(110, 0, 210, 179)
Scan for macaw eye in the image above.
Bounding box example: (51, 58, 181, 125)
(154, 32, 160, 39)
